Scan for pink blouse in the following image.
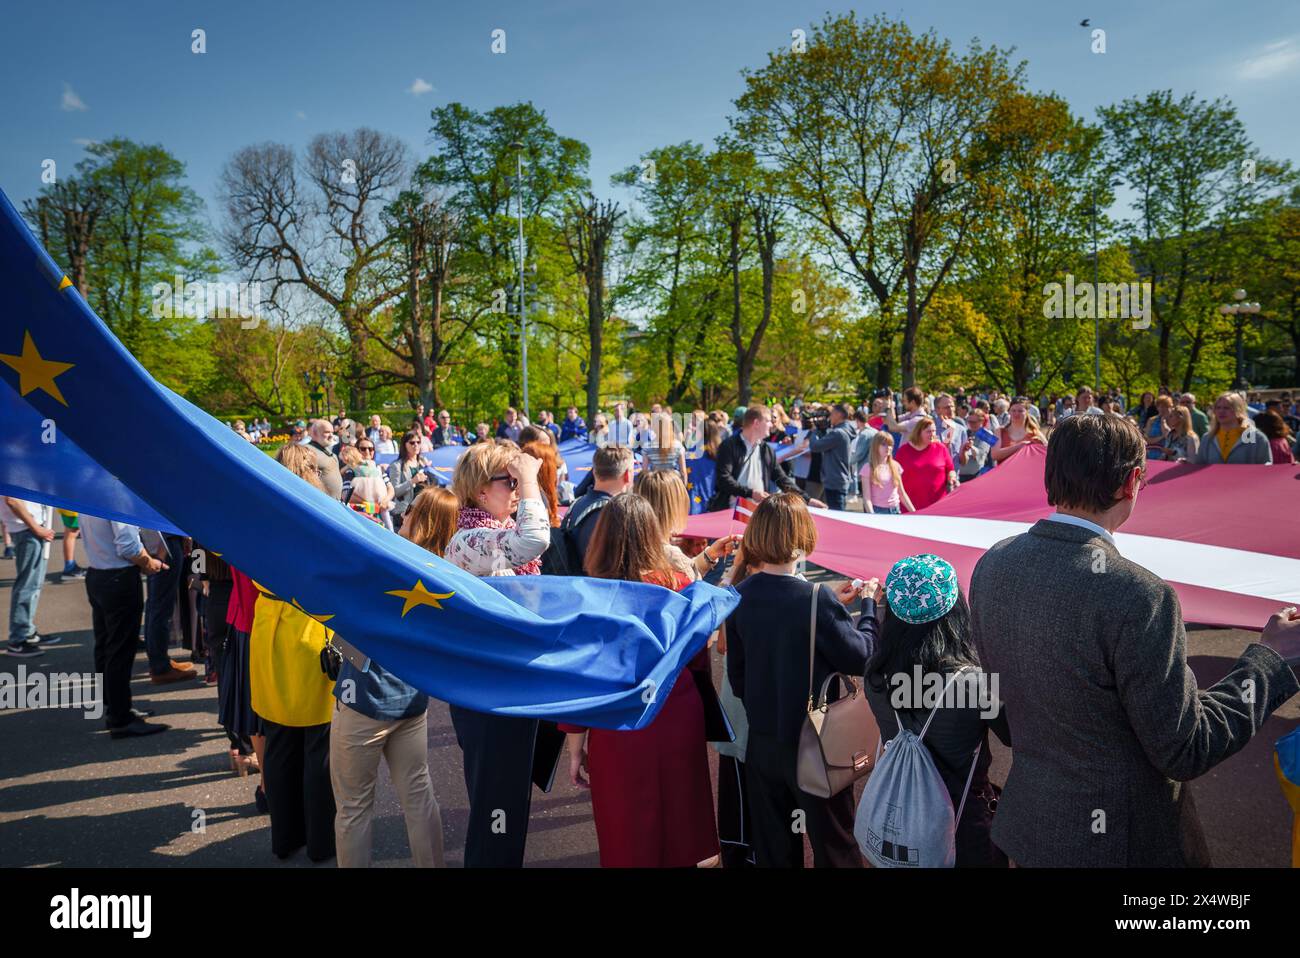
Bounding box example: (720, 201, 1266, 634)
(894, 440, 955, 511)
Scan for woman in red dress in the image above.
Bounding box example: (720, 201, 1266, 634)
(560, 493, 719, 867)
(894, 416, 959, 511)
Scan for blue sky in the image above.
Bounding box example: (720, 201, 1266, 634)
(3, 0, 1299, 229)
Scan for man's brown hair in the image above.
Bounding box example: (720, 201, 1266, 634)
(741, 491, 818, 564)
(592, 444, 635, 481)
(1044, 413, 1145, 513)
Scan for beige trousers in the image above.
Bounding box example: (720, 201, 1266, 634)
(330, 702, 445, 867)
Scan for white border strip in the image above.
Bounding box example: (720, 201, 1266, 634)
(813, 511, 1300, 605)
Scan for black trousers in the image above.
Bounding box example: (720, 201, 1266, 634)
(743, 731, 862, 868)
(449, 704, 538, 868)
(261, 719, 335, 861)
(143, 534, 187, 675)
(717, 754, 755, 868)
(85, 567, 144, 729)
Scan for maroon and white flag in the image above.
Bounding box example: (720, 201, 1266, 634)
(686, 444, 1299, 630)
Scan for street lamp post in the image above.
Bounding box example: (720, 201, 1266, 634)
(510, 141, 530, 420)
(1219, 289, 1262, 389)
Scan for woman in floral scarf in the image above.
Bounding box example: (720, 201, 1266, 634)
(444, 442, 550, 866)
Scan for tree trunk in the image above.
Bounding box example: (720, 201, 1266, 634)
(900, 266, 920, 388)
(586, 286, 604, 425)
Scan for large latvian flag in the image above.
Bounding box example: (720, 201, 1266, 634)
(685, 442, 1300, 631)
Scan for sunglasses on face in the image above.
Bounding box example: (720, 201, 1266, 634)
(358, 445, 374, 453)
(489, 474, 519, 490)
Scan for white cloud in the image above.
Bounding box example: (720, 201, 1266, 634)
(72, 137, 99, 147)
(61, 83, 88, 112)
(295, 110, 307, 120)
(1238, 37, 1300, 81)
(408, 77, 434, 95)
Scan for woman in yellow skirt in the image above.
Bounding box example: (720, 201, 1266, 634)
(249, 444, 339, 861)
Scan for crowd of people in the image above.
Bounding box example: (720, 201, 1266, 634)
(6, 382, 1300, 869)
(210, 384, 1297, 538)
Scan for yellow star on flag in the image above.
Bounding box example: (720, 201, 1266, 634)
(386, 580, 455, 617)
(0, 331, 74, 406)
(290, 598, 335, 624)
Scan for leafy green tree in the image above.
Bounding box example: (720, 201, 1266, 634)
(614, 142, 721, 406)
(953, 93, 1102, 396)
(1100, 91, 1289, 389)
(25, 139, 217, 395)
(732, 12, 1023, 387)
(1254, 190, 1300, 385)
(420, 102, 590, 413)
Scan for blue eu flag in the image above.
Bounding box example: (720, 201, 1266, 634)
(0, 187, 737, 730)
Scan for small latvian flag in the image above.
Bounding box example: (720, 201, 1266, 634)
(733, 497, 758, 524)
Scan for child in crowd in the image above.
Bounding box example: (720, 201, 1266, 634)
(861, 430, 915, 514)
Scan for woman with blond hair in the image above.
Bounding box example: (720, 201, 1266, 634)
(1194, 392, 1272, 464)
(1154, 406, 1199, 462)
(634, 469, 739, 580)
(771, 404, 796, 440)
(861, 429, 916, 514)
(560, 493, 720, 867)
(251, 443, 340, 861)
(989, 396, 1046, 464)
(329, 483, 454, 868)
(443, 441, 549, 867)
(895, 416, 958, 511)
(642, 413, 687, 478)
(1143, 394, 1175, 449)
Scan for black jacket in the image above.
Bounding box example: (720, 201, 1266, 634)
(726, 573, 877, 745)
(707, 433, 802, 512)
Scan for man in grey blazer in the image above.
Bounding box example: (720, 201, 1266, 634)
(970, 413, 1300, 866)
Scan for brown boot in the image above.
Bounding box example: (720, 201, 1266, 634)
(151, 665, 198, 685)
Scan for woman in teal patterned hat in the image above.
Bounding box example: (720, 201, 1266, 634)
(864, 553, 1012, 867)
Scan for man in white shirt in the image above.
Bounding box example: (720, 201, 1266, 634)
(80, 515, 171, 736)
(1061, 386, 1103, 418)
(609, 401, 634, 447)
(934, 393, 967, 463)
(2, 497, 57, 657)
